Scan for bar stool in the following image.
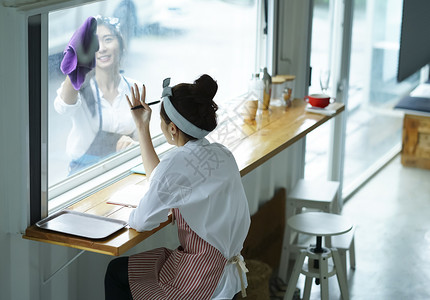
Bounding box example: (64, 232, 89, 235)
(288, 179, 340, 215)
(283, 212, 352, 300)
(278, 179, 356, 283)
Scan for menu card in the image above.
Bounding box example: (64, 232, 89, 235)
(107, 183, 149, 208)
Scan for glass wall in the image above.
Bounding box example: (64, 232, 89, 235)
(305, 0, 420, 197)
(47, 0, 258, 195)
(343, 0, 418, 195)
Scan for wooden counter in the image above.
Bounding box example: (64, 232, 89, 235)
(23, 99, 344, 256)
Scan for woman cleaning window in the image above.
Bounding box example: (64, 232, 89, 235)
(54, 16, 140, 175)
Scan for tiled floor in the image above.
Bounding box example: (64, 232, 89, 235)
(272, 155, 430, 299)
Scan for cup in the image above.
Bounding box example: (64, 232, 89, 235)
(242, 100, 259, 120)
(305, 94, 335, 108)
(319, 69, 331, 94)
(272, 75, 295, 107)
(284, 76, 295, 102)
(282, 88, 293, 107)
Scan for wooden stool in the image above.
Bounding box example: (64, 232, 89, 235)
(283, 212, 352, 300)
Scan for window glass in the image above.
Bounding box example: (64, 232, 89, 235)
(305, 0, 333, 180)
(343, 0, 418, 194)
(48, 0, 258, 191)
(306, 0, 420, 197)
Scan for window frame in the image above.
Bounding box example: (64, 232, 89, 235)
(27, 0, 267, 219)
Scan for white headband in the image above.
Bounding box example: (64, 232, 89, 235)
(161, 78, 211, 139)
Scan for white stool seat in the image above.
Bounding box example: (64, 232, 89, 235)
(284, 212, 352, 300)
(288, 179, 340, 213)
(288, 211, 352, 236)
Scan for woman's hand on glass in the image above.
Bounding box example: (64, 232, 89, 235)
(126, 83, 152, 128)
(116, 135, 138, 151)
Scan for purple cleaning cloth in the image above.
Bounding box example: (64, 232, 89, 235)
(60, 17, 99, 90)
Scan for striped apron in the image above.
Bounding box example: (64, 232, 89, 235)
(128, 208, 227, 299)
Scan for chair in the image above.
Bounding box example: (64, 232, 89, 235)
(278, 179, 356, 283)
(284, 212, 353, 300)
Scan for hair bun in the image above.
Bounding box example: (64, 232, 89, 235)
(194, 74, 218, 100)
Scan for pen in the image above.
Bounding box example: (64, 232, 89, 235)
(130, 101, 161, 110)
(147, 100, 161, 106)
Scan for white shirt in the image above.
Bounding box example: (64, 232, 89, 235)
(54, 76, 138, 160)
(129, 138, 251, 299)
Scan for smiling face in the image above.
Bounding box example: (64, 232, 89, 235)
(95, 24, 121, 70)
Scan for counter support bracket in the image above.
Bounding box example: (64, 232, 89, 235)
(42, 250, 85, 285)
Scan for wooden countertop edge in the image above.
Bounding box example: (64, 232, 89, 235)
(22, 234, 116, 256)
(23, 216, 173, 256)
(239, 104, 344, 176)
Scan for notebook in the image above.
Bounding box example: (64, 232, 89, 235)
(131, 164, 146, 175)
(107, 183, 149, 208)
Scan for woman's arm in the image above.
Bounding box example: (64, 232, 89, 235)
(59, 76, 79, 105)
(126, 83, 160, 177)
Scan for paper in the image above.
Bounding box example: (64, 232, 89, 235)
(107, 183, 149, 208)
(305, 104, 336, 116)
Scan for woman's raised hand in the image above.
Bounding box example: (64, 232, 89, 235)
(126, 83, 160, 176)
(126, 83, 152, 128)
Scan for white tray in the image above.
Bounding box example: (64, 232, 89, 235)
(36, 210, 127, 239)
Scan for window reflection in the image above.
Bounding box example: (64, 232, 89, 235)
(48, 0, 257, 189)
(53, 16, 138, 176)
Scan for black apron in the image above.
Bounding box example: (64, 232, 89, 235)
(69, 77, 131, 175)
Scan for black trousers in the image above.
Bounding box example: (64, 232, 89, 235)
(104, 256, 133, 300)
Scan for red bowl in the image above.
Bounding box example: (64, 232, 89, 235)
(305, 94, 334, 108)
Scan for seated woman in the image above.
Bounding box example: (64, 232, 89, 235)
(104, 74, 251, 300)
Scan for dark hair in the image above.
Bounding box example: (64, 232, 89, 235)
(95, 16, 125, 58)
(160, 74, 218, 140)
